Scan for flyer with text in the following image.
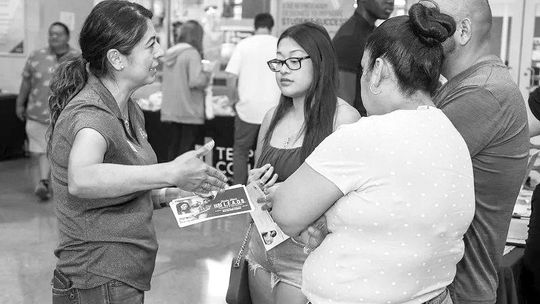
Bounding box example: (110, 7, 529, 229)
(246, 182, 289, 251)
(169, 185, 253, 228)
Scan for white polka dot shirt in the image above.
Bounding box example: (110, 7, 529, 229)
(303, 107, 475, 304)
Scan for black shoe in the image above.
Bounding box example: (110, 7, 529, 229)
(34, 179, 50, 201)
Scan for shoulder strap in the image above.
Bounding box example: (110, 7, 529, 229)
(233, 220, 254, 268)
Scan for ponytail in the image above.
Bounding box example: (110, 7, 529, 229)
(47, 56, 88, 155)
(46, 0, 154, 155)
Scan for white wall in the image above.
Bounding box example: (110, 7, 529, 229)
(0, 0, 93, 93)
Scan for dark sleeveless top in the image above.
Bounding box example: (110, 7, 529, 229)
(257, 142, 303, 182)
(248, 140, 306, 276)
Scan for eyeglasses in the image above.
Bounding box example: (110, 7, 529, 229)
(267, 56, 311, 72)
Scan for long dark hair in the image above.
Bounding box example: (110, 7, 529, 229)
(365, 3, 456, 96)
(265, 22, 339, 162)
(48, 0, 152, 154)
(178, 20, 204, 57)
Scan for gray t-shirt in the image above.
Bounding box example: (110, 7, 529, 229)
(50, 75, 158, 291)
(434, 55, 529, 304)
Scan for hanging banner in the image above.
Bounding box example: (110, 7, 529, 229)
(273, 0, 353, 38)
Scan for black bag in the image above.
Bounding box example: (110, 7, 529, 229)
(226, 221, 253, 304)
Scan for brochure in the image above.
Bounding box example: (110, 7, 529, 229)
(169, 185, 253, 228)
(245, 182, 289, 251)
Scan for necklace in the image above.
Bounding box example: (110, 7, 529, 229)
(283, 136, 293, 148)
(280, 111, 303, 148)
(283, 126, 301, 148)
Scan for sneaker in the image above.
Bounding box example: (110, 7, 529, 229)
(35, 179, 50, 201)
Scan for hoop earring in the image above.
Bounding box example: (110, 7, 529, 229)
(369, 83, 381, 95)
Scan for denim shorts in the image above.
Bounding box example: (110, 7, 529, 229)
(246, 227, 308, 289)
(52, 269, 144, 304)
(25, 119, 48, 154)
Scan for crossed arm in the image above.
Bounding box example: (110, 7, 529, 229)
(271, 162, 342, 237)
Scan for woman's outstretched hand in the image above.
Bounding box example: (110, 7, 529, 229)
(168, 140, 228, 193)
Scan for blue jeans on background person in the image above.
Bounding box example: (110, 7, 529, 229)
(52, 269, 144, 304)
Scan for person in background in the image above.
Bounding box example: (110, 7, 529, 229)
(47, 2, 227, 303)
(271, 4, 473, 304)
(171, 21, 183, 46)
(15, 21, 79, 201)
(522, 87, 540, 303)
(424, 0, 529, 303)
(226, 13, 281, 185)
(332, 0, 394, 116)
(247, 22, 359, 304)
(161, 20, 211, 161)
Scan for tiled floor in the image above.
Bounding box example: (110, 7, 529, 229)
(0, 157, 247, 304)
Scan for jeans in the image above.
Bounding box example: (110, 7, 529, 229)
(246, 227, 307, 289)
(232, 116, 260, 185)
(164, 122, 204, 161)
(52, 269, 144, 304)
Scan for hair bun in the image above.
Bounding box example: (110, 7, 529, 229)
(409, 3, 456, 47)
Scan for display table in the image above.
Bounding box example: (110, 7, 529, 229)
(0, 93, 25, 160)
(205, 115, 256, 181)
(142, 110, 254, 181)
(496, 214, 528, 304)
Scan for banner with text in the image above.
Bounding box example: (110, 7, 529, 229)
(274, 0, 352, 38)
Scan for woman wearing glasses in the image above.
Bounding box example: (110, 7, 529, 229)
(246, 22, 360, 304)
(271, 4, 474, 304)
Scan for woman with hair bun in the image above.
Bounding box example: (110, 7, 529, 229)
(48, 1, 227, 303)
(270, 3, 474, 304)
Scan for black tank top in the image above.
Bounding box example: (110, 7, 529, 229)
(256, 143, 303, 182)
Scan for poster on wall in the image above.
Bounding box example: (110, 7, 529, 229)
(273, 0, 353, 38)
(59, 12, 75, 32)
(0, 0, 25, 54)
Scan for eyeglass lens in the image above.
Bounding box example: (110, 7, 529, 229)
(269, 58, 302, 71)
